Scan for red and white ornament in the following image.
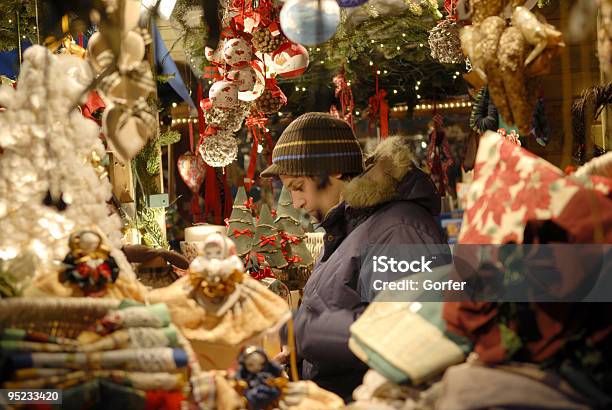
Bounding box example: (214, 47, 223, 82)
(273, 43, 309, 78)
(238, 61, 266, 102)
(223, 37, 252, 67)
(228, 66, 258, 92)
(177, 152, 206, 193)
(209, 80, 239, 109)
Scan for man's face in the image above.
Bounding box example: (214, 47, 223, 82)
(279, 175, 343, 223)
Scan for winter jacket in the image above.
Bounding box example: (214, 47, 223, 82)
(288, 136, 450, 401)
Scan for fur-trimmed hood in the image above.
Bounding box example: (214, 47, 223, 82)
(342, 136, 441, 215)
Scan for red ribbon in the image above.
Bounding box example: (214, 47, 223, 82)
(444, 0, 458, 20)
(250, 264, 276, 281)
(245, 114, 273, 191)
(332, 69, 355, 130)
(259, 235, 277, 247)
(233, 228, 254, 238)
(203, 66, 223, 80)
(280, 232, 300, 245)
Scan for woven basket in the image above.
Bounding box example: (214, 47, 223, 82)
(0, 297, 120, 339)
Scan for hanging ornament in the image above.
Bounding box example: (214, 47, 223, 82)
(203, 101, 253, 131)
(255, 79, 287, 114)
(223, 37, 253, 67)
(228, 65, 258, 92)
(280, 0, 340, 46)
(252, 26, 285, 53)
(209, 80, 239, 109)
(337, 0, 369, 7)
(428, 19, 464, 64)
(273, 43, 309, 78)
(199, 133, 239, 167)
(238, 61, 266, 101)
(178, 152, 206, 192)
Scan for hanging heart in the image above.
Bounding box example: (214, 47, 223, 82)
(178, 151, 206, 192)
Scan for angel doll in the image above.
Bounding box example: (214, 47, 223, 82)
(148, 232, 290, 370)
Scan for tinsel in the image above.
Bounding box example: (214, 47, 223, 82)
(428, 19, 464, 64)
(203, 101, 252, 131)
(199, 133, 239, 167)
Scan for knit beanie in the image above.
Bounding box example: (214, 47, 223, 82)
(261, 112, 364, 177)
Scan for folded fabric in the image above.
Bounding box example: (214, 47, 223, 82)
(432, 362, 591, 410)
(1, 328, 78, 346)
(94, 303, 172, 334)
(12, 368, 71, 380)
(350, 301, 470, 385)
(6, 348, 188, 372)
(5, 370, 185, 391)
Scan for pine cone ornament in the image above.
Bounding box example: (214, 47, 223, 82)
(256, 88, 284, 114)
(252, 27, 285, 54)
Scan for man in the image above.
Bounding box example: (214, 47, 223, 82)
(261, 112, 448, 401)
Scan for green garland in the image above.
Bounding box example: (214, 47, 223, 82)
(172, 0, 209, 59)
(130, 129, 180, 249)
(0, 1, 41, 51)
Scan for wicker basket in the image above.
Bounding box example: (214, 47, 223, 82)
(0, 297, 120, 339)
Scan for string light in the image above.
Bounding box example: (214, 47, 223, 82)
(383, 70, 388, 74)
(417, 81, 421, 85)
(376, 70, 381, 75)
(172, 102, 177, 108)
(396, 46, 400, 50)
(393, 89, 397, 94)
(355, 111, 360, 116)
(301, 87, 306, 91)
(419, 43, 424, 47)
(347, 81, 351, 86)
(455, 71, 460, 76)
(380, 43, 384, 48)
(369, 61, 373, 66)
(278, 112, 283, 116)
(444, 103, 449, 108)
(417, 94, 421, 99)
(320, 60, 325, 64)
(371, 39, 375, 43)
(295, 86, 300, 91)
(316, 47, 321, 51)
(415, 85, 419, 90)
(402, 33, 406, 37)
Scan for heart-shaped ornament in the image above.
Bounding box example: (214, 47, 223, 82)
(178, 152, 206, 192)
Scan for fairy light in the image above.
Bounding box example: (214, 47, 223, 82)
(172, 102, 177, 108)
(278, 112, 283, 116)
(417, 94, 421, 99)
(467, 102, 472, 106)
(415, 104, 420, 109)
(383, 70, 388, 74)
(444, 103, 449, 108)
(316, 47, 320, 51)
(320, 60, 325, 64)
(415, 85, 419, 90)
(402, 33, 406, 37)
(369, 61, 373, 66)
(419, 43, 424, 47)
(393, 89, 397, 94)
(371, 39, 375, 43)
(450, 103, 455, 108)
(355, 111, 360, 116)
(396, 46, 400, 50)
(295, 86, 300, 91)
(417, 81, 421, 85)
(301, 87, 306, 91)
(455, 71, 460, 76)
(380, 43, 384, 48)
(376, 70, 381, 75)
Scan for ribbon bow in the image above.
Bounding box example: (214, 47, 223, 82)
(285, 255, 303, 264)
(280, 232, 300, 245)
(259, 235, 277, 247)
(233, 228, 254, 238)
(243, 197, 256, 210)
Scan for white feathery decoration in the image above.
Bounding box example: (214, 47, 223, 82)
(0, 46, 134, 279)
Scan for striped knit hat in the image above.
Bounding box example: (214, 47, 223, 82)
(261, 112, 364, 177)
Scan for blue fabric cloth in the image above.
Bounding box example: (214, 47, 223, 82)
(0, 41, 32, 79)
(152, 23, 195, 110)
